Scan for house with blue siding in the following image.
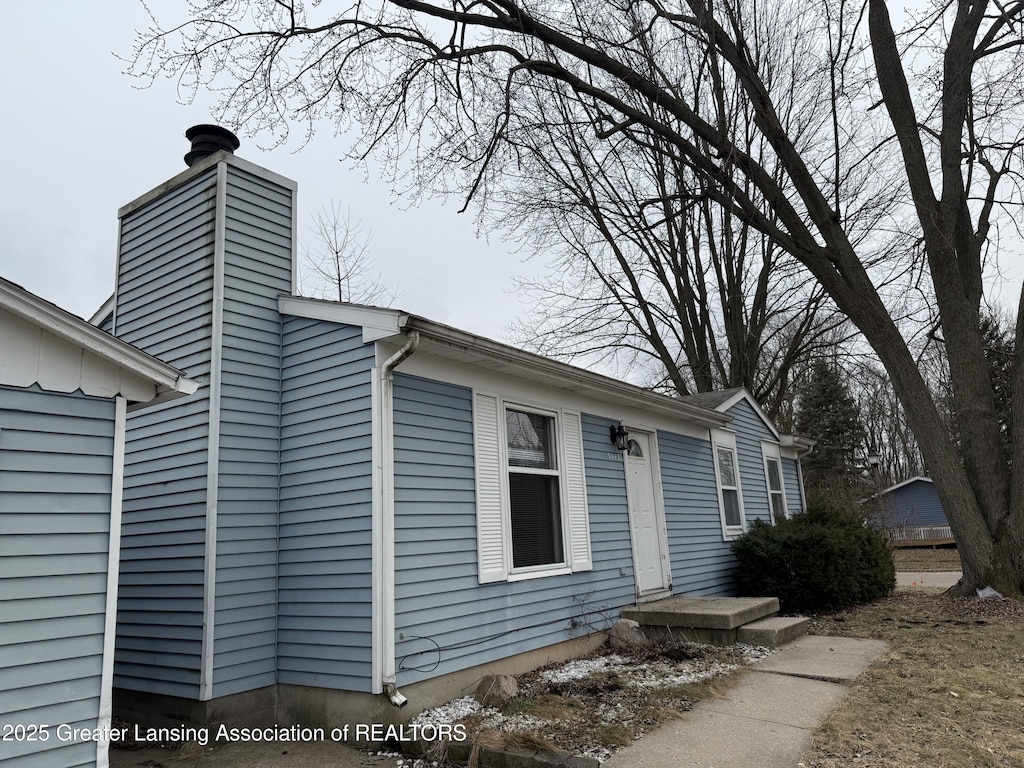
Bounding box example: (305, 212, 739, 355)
(91, 126, 811, 729)
(877, 477, 951, 542)
(0, 278, 196, 768)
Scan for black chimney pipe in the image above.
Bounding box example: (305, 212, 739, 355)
(184, 124, 240, 167)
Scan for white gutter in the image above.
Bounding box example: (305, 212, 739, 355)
(376, 330, 419, 708)
(404, 317, 731, 429)
(277, 295, 728, 429)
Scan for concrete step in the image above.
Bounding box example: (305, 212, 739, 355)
(621, 596, 779, 630)
(621, 596, 781, 646)
(736, 616, 809, 647)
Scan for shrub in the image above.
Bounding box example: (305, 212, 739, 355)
(731, 505, 896, 613)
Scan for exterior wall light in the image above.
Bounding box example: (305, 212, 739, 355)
(610, 425, 630, 451)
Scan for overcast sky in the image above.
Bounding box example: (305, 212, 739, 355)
(2, 3, 1022, 358)
(0, 1, 533, 342)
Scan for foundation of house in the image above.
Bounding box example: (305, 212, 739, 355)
(113, 632, 608, 737)
(112, 685, 278, 731)
(621, 596, 808, 647)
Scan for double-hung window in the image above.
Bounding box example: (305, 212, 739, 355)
(506, 409, 563, 568)
(474, 392, 592, 583)
(762, 442, 788, 524)
(712, 430, 746, 538)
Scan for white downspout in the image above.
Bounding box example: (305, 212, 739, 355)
(379, 331, 419, 707)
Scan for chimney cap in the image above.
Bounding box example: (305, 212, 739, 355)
(184, 124, 240, 167)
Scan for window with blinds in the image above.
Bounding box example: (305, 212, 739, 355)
(506, 409, 564, 568)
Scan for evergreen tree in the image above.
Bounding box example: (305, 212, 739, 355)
(796, 362, 867, 506)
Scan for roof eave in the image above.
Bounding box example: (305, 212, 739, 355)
(1, 278, 198, 403)
(405, 316, 731, 428)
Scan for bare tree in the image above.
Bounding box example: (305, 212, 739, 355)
(495, 76, 849, 420)
(299, 203, 397, 305)
(128, 0, 1024, 597)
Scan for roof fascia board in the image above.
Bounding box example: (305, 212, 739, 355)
(0, 279, 197, 400)
(880, 476, 933, 495)
(90, 293, 115, 326)
(279, 295, 728, 426)
(780, 434, 816, 454)
(407, 317, 730, 428)
(278, 295, 408, 342)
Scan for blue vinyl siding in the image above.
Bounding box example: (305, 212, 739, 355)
(782, 458, 804, 514)
(392, 374, 634, 686)
(885, 480, 946, 527)
(724, 399, 775, 525)
(657, 429, 737, 595)
(112, 168, 218, 698)
(278, 318, 375, 692)
(0, 386, 115, 768)
(211, 166, 293, 697)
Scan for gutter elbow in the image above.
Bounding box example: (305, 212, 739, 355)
(384, 682, 408, 709)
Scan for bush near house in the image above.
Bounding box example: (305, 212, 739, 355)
(732, 506, 895, 612)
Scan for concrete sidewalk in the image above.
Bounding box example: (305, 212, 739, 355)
(896, 570, 962, 589)
(601, 635, 887, 768)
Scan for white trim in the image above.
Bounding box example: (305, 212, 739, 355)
(90, 293, 115, 329)
(278, 295, 729, 431)
(96, 395, 127, 768)
(289, 186, 299, 295)
(199, 162, 227, 702)
(761, 441, 788, 523)
(711, 428, 746, 540)
(278, 295, 408, 343)
(399, 348, 713, 442)
(473, 392, 594, 582)
(370, 366, 384, 691)
(879, 476, 933, 495)
(0, 278, 197, 401)
(780, 433, 815, 459)
(503, 400, 571, 578)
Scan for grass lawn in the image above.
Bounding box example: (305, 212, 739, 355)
(803, 590, 1024, 767)
(892, 546, 962, 572)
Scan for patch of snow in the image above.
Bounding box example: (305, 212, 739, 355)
(411, 696, 484, 726)
(540, 654, 631, 683)
(630, 660, 738, 688)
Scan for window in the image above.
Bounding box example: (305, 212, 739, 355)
(712, 430, 745, 538)
(473, 392, 592, 583)
(762, 443, 788, 524)
(506, 409, 563, 568)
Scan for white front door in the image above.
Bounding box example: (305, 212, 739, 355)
(624, 431, 670, 596)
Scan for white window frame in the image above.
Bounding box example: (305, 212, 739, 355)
(711, 429, 746, 540)
(504, 404, 568, 576)
(761, 441, 788, 524)
(474, 392, 592, 583)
